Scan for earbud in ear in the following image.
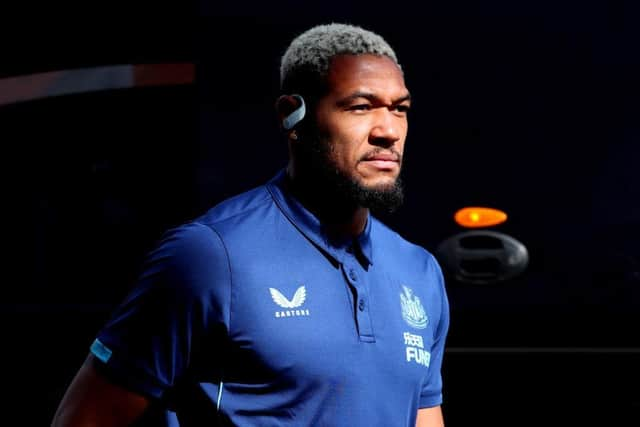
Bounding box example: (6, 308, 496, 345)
(282, 95, 306, 130)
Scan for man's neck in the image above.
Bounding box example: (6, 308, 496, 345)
(285, 171, 368, 239)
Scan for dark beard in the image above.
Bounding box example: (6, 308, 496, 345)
(297, 133, 405, 215)
(322, 164, 405, 215)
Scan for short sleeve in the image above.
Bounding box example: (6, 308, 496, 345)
(419, 256, 450, 408)
(91, 221, 231, 400)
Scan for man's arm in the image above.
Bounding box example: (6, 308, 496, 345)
(416, 406, 445, 427)
(51, 354, 150, 427)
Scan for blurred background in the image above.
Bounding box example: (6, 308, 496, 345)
(3, 1, 639, 425)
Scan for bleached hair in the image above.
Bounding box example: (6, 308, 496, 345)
(280, 23, 400, 95)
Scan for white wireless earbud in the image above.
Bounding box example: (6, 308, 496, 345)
(282, 95, 306, 130)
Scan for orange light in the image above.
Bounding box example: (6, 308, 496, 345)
(454, 207, 508, 228)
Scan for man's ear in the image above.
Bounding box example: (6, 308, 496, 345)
(275, 95, 306, 131)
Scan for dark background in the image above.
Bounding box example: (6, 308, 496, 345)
(3, 1, 640, 425)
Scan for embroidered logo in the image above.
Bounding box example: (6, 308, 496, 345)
(270, 286, 310, 318)
(400, 285, 428, 329)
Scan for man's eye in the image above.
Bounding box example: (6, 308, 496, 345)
(350, 104, 371, 111)
(394, 105, 411, 113)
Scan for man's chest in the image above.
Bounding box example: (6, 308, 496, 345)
(221, 253, 441, 390)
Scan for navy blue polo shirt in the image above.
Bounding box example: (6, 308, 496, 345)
(92, 169, 449, 426)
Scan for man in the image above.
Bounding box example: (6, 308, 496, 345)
(52, 23, 449, 426)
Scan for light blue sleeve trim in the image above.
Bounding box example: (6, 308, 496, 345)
(216, 381, 224, 411)
(90, 338, 113, 363)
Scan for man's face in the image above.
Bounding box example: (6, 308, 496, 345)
(311, 54, 410, 211)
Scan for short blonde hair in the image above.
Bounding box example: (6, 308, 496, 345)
(280, 23, 400, 95)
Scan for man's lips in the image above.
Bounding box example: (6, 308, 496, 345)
(361, 152, 400, 170)
(365, 153, 399, 162)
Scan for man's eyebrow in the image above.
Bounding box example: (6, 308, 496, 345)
(337, 91, 412, 106)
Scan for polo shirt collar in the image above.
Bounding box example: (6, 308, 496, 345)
(266, 169, 373, 266)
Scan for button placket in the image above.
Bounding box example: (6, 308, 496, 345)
(342, 260, 375, 342)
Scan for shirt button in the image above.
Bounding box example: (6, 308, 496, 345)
(358, 299, 366, 311)
(349, 269, 357, 281)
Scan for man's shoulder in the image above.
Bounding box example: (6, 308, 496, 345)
(370, 217, 436, 264)
(370, 218, 446, 296)
(196, 184, 275, 229)
(150, 184, 277, 259)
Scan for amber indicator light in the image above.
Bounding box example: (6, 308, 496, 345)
(454, 207, 508, 228)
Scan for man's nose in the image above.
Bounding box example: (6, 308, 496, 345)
(369, 109, 402, 147)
